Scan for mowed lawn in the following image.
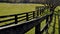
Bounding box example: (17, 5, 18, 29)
(0, 3, 44, 16)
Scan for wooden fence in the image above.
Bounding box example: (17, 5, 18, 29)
(0, 7, 53, 34)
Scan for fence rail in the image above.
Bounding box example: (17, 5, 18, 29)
(0, 11, 38, 26)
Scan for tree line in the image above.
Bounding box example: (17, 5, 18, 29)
(0, 0, 46, 3)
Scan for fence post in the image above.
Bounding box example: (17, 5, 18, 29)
(50, 13, 53, 22)
(33, 11, 35, 18)
(26, 13, 29, 21)
(39, 8, 41, 15)
(58, 10, 60, 34)
(37, 9, 39, 17)
(36, 7, 39, 18)
(15, 15, 18, 24)
(46, 15, 49, 34)
(35, 21, 41, 34)
(50, 5, 54, 21)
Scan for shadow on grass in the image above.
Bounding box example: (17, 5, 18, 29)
(51, 15, 56, 34)
(58, 15, 60, 34)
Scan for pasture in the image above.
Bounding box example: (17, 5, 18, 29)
(0, 3, 60, 34)
(0, 3, 44, 16)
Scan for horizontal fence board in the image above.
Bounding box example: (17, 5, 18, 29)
(28, 13, 33, 16)
(29, 15, 33, 18)
(0, 11, 33, 18)
(0, 18, 15, 23)
(41, 20, 52, 33)
(29, 17, 33, 20)
(0, 22, 15, 27)
(18, 16, 26, 19)
(18, 18, 26, 22)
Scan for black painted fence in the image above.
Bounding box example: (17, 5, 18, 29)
(0, 11, 39, 27)
(0, 7, 53, 34)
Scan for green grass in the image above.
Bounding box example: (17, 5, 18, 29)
(48, 15, 59, 34)
(0, 3, 44, 16)
(0, 3, 60, 34)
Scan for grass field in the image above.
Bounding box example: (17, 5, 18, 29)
(0, 3, 60, 34)
(0, 3, 44, 16)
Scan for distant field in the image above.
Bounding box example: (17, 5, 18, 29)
(0, 3, 44, 16)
